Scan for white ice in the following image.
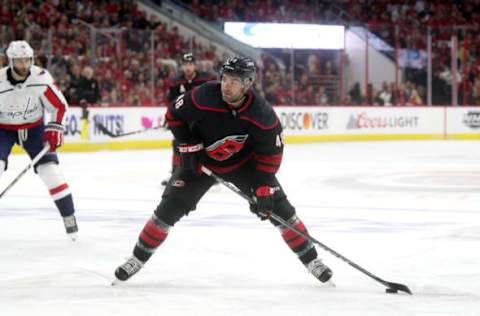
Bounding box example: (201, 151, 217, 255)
(1, 141, 480, 316)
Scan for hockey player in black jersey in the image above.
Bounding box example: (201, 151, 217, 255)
(114, 56, 332, 284)
(168, 52, 216, 102)
(161, 52, 216, 186)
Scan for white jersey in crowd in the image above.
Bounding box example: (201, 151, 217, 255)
(0, 65, 68, 130)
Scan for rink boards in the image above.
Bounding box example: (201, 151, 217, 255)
(11, 105, 480, 153)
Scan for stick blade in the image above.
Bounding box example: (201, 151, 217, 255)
(385, 282, 412, 295)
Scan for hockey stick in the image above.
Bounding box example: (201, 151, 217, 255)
(0, 144, 50, 199)
(200, 165, 412, 295)
(97, 123, 164, 138)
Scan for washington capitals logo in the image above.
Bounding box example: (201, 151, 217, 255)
(206, 135, 248, 161)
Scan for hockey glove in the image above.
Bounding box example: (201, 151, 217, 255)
(250, 186, 274, 220)
(178, 142, 204, 175)
(43, 122, 64, 151)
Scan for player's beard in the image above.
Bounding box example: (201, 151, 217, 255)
(12, 65, 30, 79)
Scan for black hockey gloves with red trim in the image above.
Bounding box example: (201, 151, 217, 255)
(43, 122, 64, 151)
(178, 142, 204, 175)
(250, 186, 274, 220)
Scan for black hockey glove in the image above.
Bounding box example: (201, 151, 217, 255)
(250, 186, 274, 220)
(177, 142, 204, 175)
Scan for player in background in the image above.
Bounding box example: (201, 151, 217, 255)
(161, 52, 215, 186)
(0, 41, 78, 240)
(114, 56, 333, 284)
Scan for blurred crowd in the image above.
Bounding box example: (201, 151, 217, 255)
(181, 0, 480, 106)
(0, 0, 219, 107)
(2, 0, 480, 106)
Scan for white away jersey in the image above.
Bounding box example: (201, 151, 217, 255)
(0, 65, 68, 130)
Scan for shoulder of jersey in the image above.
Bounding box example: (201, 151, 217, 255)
(189, 82, 225, 111)
(190, 84, 279, 129)
(29, 65, 53, 84)
(0, 66, 51, 87)
(239, 92, 279, 130)
(0, 67, 8, 82)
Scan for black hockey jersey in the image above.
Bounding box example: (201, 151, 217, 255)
(166, 82, 284, 189)
(168, 71, 216, 102)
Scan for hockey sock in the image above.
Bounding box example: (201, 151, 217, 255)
(37, 163, 75, 217)
(133, 214, 170, 262)
(274, 215, 318, 265)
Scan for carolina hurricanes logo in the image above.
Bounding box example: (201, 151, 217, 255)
(206, 135, 248, 161)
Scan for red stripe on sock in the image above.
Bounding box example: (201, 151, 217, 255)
(294, 221, 307, 231)
(281, 219, 309, 249)
(282, 229, 298, 241)
(144, 220, 168, 240)
(281, 223, 307, 240)
(287, 236, 307, 249)
(49, 183, 69, 195)
(140, 231, 163, 247)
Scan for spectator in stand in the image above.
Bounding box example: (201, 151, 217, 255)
(154, 78, 169, 107)
(377, 81, 393, 106)
(315, 86, 329, 105)
(407, 82, 423, 106)
(307, 54, 321, 79)
(365, 83, 376, 105)
(323, 60, 335, 76)
(77, 66, 100, 106)
(65, 63, 82, 105)
(348, 82, 363, 105)
(99, 68, 118, 106)
(295, 73, 313, 105)
(265, 81, 282, 105)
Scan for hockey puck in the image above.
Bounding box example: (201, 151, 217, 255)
(385, 288, 398, 293)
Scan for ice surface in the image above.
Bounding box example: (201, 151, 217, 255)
(1, 141, 479, 316)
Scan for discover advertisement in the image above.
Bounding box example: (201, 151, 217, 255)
(29, 105, 477, 152)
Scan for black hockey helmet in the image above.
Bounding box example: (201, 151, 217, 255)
(220, 56, 256, 82)
(181, 52, 195, 64)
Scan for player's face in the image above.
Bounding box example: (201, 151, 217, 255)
(12, 58, 32, 78)
(182, 62, 196, 77)
(221, 74, 249, 105)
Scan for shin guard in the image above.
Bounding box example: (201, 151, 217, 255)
(37, 162, 75, 217)
(133, 214, 171, 262)
(275, 215, 317, 265)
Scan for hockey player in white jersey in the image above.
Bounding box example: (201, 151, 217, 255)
(0, 40, 78, 240)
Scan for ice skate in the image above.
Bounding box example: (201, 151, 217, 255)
(63, 215, 78, 241)
(113, 256, 144, 285)
(306, 258, 333, 283)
